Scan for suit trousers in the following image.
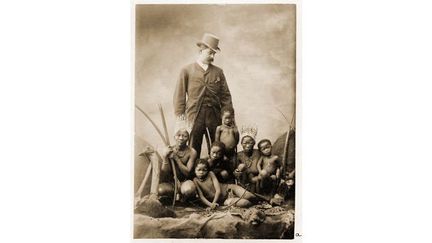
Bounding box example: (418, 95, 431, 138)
(190, 105, 220, 157)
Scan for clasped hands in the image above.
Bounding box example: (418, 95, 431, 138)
(162, 145, 179, 159)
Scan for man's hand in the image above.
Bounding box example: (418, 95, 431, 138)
(177, 114, 186, 121)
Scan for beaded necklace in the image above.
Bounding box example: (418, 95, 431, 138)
(241, 151, 255, 168)
(174, 145, 188, 159)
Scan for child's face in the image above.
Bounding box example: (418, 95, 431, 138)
(241, 136, 255, 152)
(259, 141, 272, 156)
(222, 112, 234, 126)
(195, 163, 208, 179)
(174, 130, 189, 146)
(210, 146, 223, 160)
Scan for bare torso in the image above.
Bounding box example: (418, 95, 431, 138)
(194, 174, 228, 203)
(173, 147, 193, 180)
(174, 147, 192, 165)
(238, 149, 261, 175)
(262, 155, 279, 174)
(218, 125, 238, 153)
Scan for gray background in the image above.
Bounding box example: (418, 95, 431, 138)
(135, 4, 296, 153)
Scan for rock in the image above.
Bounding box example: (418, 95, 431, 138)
(134, 208, 295, 239)
(134, 196, 175, 218)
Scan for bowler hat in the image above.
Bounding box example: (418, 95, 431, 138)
(196, 33, 221, 52)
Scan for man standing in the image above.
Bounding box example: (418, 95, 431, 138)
(173, 33, 233, 157)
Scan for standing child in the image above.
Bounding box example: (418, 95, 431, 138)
(256, 139, 281, 194)
(215, 106, 239, 170)
(193, 159, 257, 209)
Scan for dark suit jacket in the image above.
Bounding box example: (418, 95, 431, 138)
(173, 62, 232, 126)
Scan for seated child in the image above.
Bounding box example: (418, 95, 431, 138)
(234, 131, 261, 192)
(207, 141, 233, 182)
(256, 139, 281, 193)
(215, 106, 239, 163)
(193, 159, 257, 209)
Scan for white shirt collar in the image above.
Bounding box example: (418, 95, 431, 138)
(196, 60, 209, 71)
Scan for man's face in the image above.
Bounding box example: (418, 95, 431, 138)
(210, 146, 223, 160)
(199, 48, 216, 64)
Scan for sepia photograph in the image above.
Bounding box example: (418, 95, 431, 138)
(133, 3, 299, 239)
(5, 1, 432, 243)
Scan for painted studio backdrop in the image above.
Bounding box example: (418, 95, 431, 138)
(135, 4, 296, 149)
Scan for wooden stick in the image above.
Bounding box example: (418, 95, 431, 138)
(156, 104, 180, 207)
(220, 188, 247, 209)
(204, 128, 212, 156)
(276, 107, 290, 123)
(281, 131, 290, 176)
(150, 154, 160, 195)
(252, 192, 272, 202)
(135, 105, 169, 205)
(135, 164, 151, 205)
(282, 110, 296, 176)
(135, 105, 168, 145)
(158, 104, 170, 145)
(206, 127, 212, 145)
(170, 158, 179, 207)
(289, 110, 296, 130)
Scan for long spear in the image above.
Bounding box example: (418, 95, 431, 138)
(275, 106, 295, 174)
(135, 105, 179, 207)
(157, 104, 180, 207)
(158, 104, 170, 144)
(276, 107, 290, 123)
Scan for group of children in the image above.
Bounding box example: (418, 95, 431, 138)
(160, 106, 293, 209)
